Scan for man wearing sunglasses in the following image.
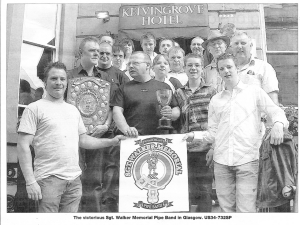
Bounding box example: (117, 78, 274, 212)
(81, 41, 129, 212)
(98, 42, 129, 96)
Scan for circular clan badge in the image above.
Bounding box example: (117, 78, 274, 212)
(133, 150, 174, 204)
(124, 137, 183, 210)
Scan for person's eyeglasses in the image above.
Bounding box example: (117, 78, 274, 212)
(99, 52, 111, 56)
(126, 62, 147, 67)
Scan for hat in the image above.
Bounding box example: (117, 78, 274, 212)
(202, 30, 230, 49)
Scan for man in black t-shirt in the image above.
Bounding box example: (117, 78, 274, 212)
(111, 51, 180, 137)
(97, 42, 129, 98)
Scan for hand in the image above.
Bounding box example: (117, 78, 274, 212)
(182, 132, 194, 142)
(266, 122, 284, 145)
(91, 124, 109, 137)
(112, 135, 126, 146)
(206, 148, 214, 168)
(26, 182, 42, 201)
(160, 106, 172, 119)
(122, 126, 138, 138)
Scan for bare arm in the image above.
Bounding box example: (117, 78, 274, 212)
(113, 106, 138, 137)
(79, 133, 125, 149)
(17, 132, 42, 200)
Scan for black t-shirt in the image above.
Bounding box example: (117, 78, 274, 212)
(97, 66, 129, 98)
(111, 79, 178, 135)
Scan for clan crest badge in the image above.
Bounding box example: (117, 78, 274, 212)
(66, 77, 110, 134)
(123, 137, 184, 210)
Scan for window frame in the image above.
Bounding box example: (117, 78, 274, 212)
(260, 3, 298, 107)
(17, 4, 62, 111)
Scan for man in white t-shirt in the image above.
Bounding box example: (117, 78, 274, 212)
(17, 62, 124, 213)
(231, 31, 279, 104)
(168, 46, 188, 86)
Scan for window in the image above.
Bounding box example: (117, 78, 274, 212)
(18, 4, 61, 117)
(264, 4, 298, 105)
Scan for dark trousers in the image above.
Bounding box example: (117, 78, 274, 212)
(188, 152, 213, 212)
(80, 132, 120, 212)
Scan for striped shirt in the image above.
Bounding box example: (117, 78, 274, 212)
(175, 80, 216, 152)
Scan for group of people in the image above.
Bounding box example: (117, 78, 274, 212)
(17, 23, 293, 213)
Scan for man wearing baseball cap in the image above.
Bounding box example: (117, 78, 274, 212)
(202, 30, 230, 92)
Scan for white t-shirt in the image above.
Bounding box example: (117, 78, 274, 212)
(18, 99, 86, 181)
(238, 56, 279, 94)
(168, 71, 188, 86)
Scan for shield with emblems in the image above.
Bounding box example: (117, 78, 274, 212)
(66, 77, 110, 134)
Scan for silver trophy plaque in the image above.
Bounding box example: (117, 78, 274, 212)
(67, 77, 110, 134)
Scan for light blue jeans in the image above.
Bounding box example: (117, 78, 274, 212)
(214, 160, 259, 212)
(37, 175, 82, 213)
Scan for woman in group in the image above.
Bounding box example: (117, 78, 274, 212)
(120, 38, 135, 80)
(152, 54, 182, 93)
(120, 38, 135, 69)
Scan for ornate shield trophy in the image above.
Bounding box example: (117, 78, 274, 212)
(67, 77, 110, 134)
(156, 89, 173, 130)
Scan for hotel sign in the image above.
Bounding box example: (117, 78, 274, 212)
(119, 4, 208, 30)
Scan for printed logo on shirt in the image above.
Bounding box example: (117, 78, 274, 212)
(247, 70, 255, 75)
